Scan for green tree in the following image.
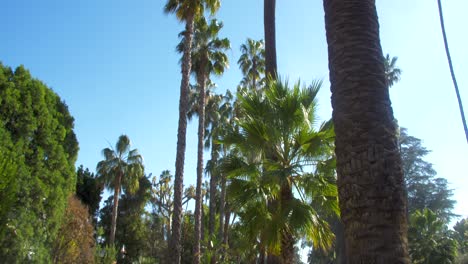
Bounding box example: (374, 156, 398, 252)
(163, 1, 221, 262)
(238, 38, 265, 89)
(399, 127, 456, 222)
(0, 63, 79, 262)
(96, 135, 144, 246)
(452, 218, 468, 261)
(322, 1, 410, 262)
(408, 209, 458, 263)
(76, 165, 103, 223)
(222, 79, 338, 263)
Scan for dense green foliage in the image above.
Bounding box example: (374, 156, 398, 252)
(221, 79, 338, 260)
(408, 209, 458, 263)
(76, 165, 103, 223)
(0, 63, 78, 262)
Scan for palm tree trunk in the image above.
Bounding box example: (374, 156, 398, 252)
(223, 203, 230, 247)
(194, 66, 208, 264)
(170, 14, 195, 264)
(208, 144, 219, 240)
(218, 167, 226, 246)
(264, 0, 277, 79)
(323, 1, 410, 263)
(280, 184, 294, 264)
(110, 173, 122, 245)
(437, 0, 468, 143)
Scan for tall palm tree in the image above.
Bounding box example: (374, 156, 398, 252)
(264, 0, 277, 79)
(322, 0, 410, 262)
(221, 79, 338, 263)
(96, 135, 144, 246)
(178, 16, 229, 263)
(384, 53, 402, 88)
(164, 1, 220, 262)
(437, 0, 468, 143)
(238, 38, 265, 90)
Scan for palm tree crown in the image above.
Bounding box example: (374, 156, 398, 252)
(221, 79, 338, 261)
(384, 53, 402, 88)
(238, 38, 265, 90)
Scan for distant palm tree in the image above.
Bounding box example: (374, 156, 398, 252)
(437, 0, 468, 143)
(96, 135, 144, 245)
(384, 53, 402, 88)
(322, 0, 410, 262)
(163, 1, 220, 262)
(222, 79, 338, 263)
(238, 38, 265, 90)
(178, 16, 229, 263)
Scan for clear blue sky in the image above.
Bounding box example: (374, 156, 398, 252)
(1, 0, 466, 229)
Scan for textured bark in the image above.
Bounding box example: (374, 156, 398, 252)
(333, 219, 346, 264)
(264, 0, 277, 79)
(267, 254, 281, 264)
(193, 61, 208, 264)
(170, 14, 194, 264)
(280, 184, 294, 264)
(323, 0, 410, 263)
(109, 173, 122, 245)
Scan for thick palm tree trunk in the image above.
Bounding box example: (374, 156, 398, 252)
(264, 0, 277, 79)
(170, 14, 195, 264)
(194, 67, 208, 264)
(109, 173, 122, 245)
(323, 1, 410, 262)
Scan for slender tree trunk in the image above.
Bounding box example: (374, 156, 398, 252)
(194, 65, 208, 264)
(323, 1, 410, 263)
(258, 245, 265, 264)
(109, 173, 122, 245)
(218, 166, 226, 244)
(280, 184, 294, 264)
(437, 0, 468, 143)
(223, 203, 230, 247)
(170, 14, 195, 264)
(208, 147, 218, 240)
(264, 0, 277, 79)
(252, 59, 257, 90)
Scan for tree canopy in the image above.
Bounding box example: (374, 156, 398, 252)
(0, 63, 79, 262)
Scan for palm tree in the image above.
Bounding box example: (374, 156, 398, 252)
(437, 0, 468, 143)
(384, 53, 402, 88)
(408, 209, 458, 263)
(238, 38, 265, 90)
(264, 0, 277, 78)
(221, 79, 338, 263)
(163, 1, 220, 262)
(96, 135, 144, 246)
(322, 1, 410, 262)
(178, 16, 229, 263)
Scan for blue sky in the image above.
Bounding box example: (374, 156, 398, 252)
(1, 0, 466, 232)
